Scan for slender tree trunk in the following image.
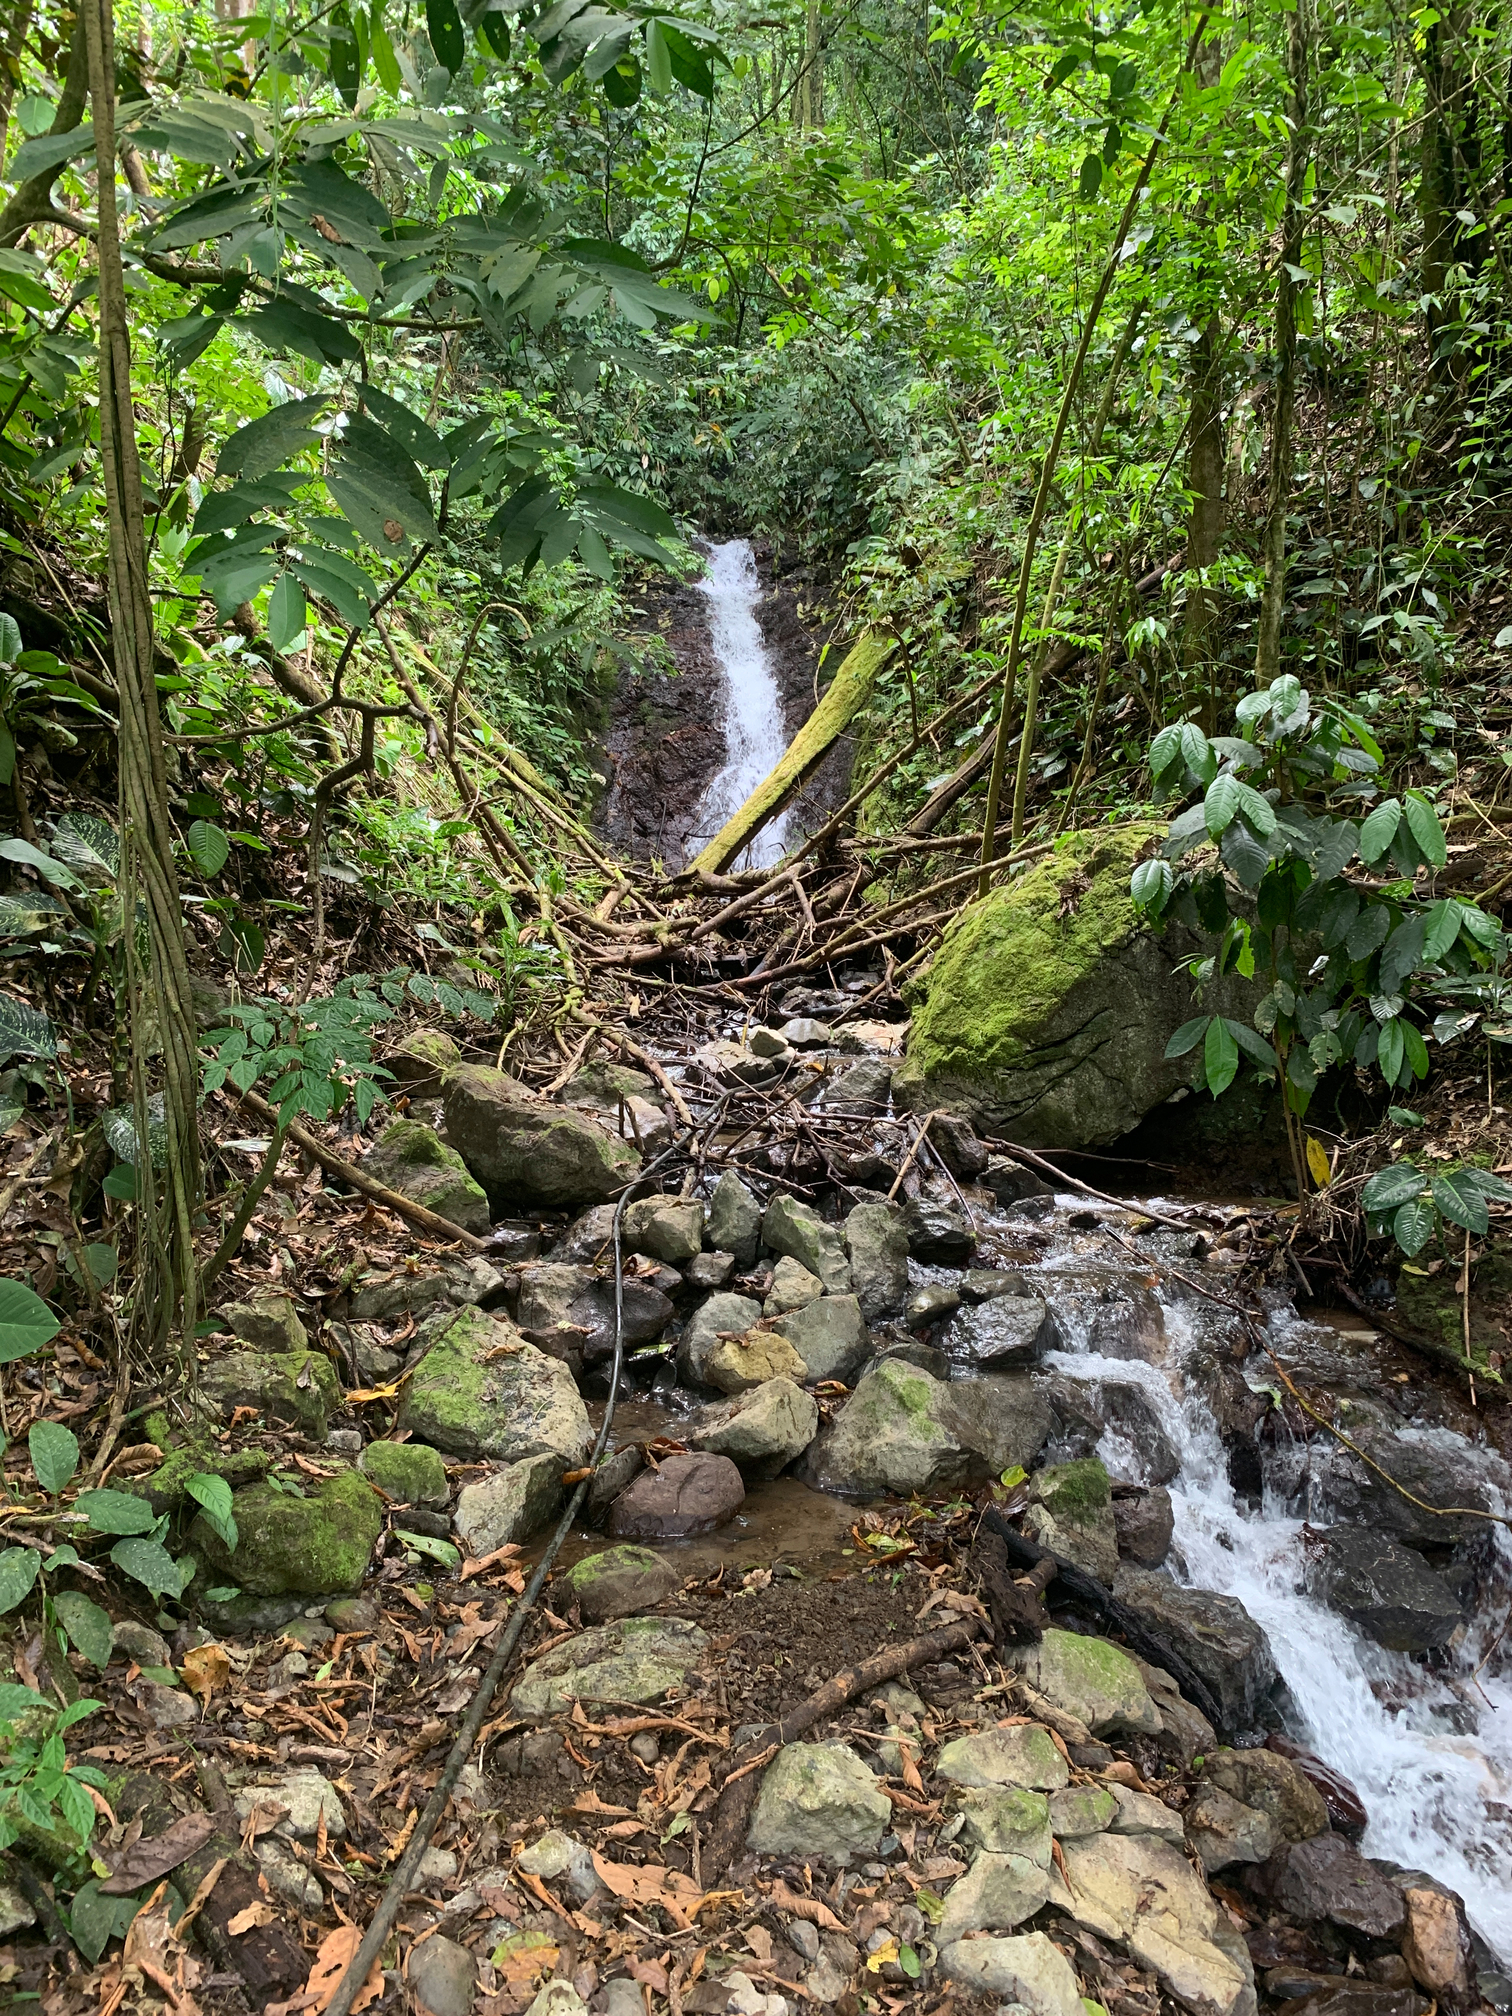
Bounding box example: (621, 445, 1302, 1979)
(1254, 0, 1310, 690)
(86, 0, 203, 1350)
(1184, 312, 1226, 724)
(0, 0, 37, 166)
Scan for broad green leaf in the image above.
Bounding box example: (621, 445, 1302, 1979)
(1204, 773, 1239, 837)
(53, 1591, 112, 1669)
(370, 15, 403, 89)
(0, 1279, 60, 1364)
(1464, 1167, 1512, 1203)
(1377, 1016, 1405, 1085)
(186, 821, 230, 879)
(1077, 153, 1102, 200)
(1393, 1199, 1437, 1257)
(1358, 797, 1402, 864)
(426, 0, 466, 69)
(110, 1537, 185, 1599)
(395, 1528, 460, 1569)
(644, 15, 672, 91)
(1344, 903, 1390, 962)
(1203, 1015, 1239, 1097)
(217, 396, 328, 482)
(1432, 1171, 1489, 1235)
(1226, 1019, 1279, 1074)
(77, 1488, 156, 1536)
(0, 1546, 39, 1613)
(1422, 899, 1463, 962)
(1164, 1016, 1210, 1060)
(1234, 781, 1277, 836)
(1130, 859, 1171, 913)
(267, 572, 307, 652)
(0, 836, 83, 890)
(1362, 1162, 1424, 1212)
(1403, 791, 1447, 868)
(358, 387, 448, 470)
(0, 1682, 46, 1721)
(68, 1880, 117, 1964)
(52, 813, 119, 879)
(9, 125, 96, 180)
(29, 1420, 78, 1495)
(1400, 1020, 1430, 1080)
(1379, 914, 1427, 995)
(238, 302, 362, 369)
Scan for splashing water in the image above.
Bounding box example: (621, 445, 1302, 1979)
(691, 539, 789, 869)
(1022, 1205, 1512, 1965)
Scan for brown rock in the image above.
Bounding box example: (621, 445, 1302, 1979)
(1113, 1485, 1174, 1567)
(1401, 1885, 1471, 1998)
(704, 1328, 808, 1395)
(608, 1452, 745, 1539)
(1251, 1834, 1406, 1941)
(1203, 1745, 1328, 1843)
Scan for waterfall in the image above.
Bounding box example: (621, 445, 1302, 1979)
(690, 539, 789, 870)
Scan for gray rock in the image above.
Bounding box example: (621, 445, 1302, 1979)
(349, 1271, 452, 1323)
(939, 1932, 1083, 2016)
(1303, 1525, 1463, 1652)
(398, 1309, 591, 1465)
(586, 1444, 643, 1523)
(112, 1619, 170, 1668)
(1057, 1830, 1257, 2016)
(255, 1836, 323, 1910)
(510, 1615, 710, 1719)
(962, 1269, 1029, 1303)
(947, 1294, 1059, 1368)
(763, 1255, 825, 1316)
(1114, 1486, 1175, 1566)
(608, 1451, 745, 1538)
(200, 1347, 339, 1441)
(708, 1172, 761, 1266)
(445, 1064, 640, 1208)
(1040, 1368, 1181, 1484)
(409, 1933, 476, 2016)
(981, 1159, 1057, 1207)
(601, 1984, 643, 2016)
(747, 1742, 890, 1861)
(801, 1360, 1050, 1496)
(364, 1119, 491, 1236)
(787, 1920, 821, 1964)
(1113, 1566, 1277, 1736)
(678, 1292, 763, 1384)
(780, 1294, 870, 1385)
(824, 1058, 893, 1114)
(907, 1283, 962, 1325)
(518, 1829, 602, 1904)
(955, 1787, 1052, 1860)
(1107, 1783, 1185, 1843)
(1298, 1421, 1512, 1552)
(443, 1253, 510, 1306)
(382, 1027, 460, 1098)
(1135, 1657, 1214, 1769)
(516, 1262, 673, 1365)
(781, 1017, 832, 1048)
(685, 1251, 735, 1291)
(1201, 1747, 1328, 1843)
(748, 1026, 791, 1060)
(235, 1766, 345, 1840)
(138, 1681, 197, 1727)
(902, 1197, 974, 1263)
(937, 1725, 1068, 1791)
(704, 1327, 808, 1394)
(623, 1195, 705, 1266)
(762, 1194, 852, 1294)
(1048, 1785, 1117, 1839)
(1015, 1627, 1160, 1737)
(549, 1205, 618, 1263)
(1185, 1785, 1280, 1873)
(453, 1454, 563, 1553)
(563, 1545, 680, 1623)
(524, 1986, 586, 2016)
(222, 1290, 308, 1353)
(1024, 1458, 1119, 1582)
(938, 1850, 1052, 1940)
(688, 1377, 819, 1479)
(844, 1201, 909, 1320)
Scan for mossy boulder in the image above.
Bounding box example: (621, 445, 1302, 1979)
(1016, 1626, 1161, 1737)
(799, 1358, 1050, 1497)
(894, 825, 1257, 1148)
(563, 1545, 680, 1623)
(222, 1289, 308, 1352)
(358, 1439, 449, 1506)
(128, 1440, 272, 1516)
(199, 1349, 342, 1440)
(444, 1063, 640, 1208)
(1025, 1459, 1119, 1583)
(383, 1027, 461, 1096)
(364, 1118, 490, 1236)
(191, 1469, 383, 1597)
(510, 1615, 709, 1719)
(1393, 1248, 1510, 1384)
(398, 1307, 591, 1464)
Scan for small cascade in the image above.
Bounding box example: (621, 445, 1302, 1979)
(690, 539, 789, 868)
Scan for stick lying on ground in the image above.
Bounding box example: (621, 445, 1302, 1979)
(702, 1615, 986, 1882)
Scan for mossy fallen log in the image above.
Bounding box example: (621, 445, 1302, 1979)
(686, 630, 894, 877)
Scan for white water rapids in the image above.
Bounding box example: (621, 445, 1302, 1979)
(985, 1205, 1512, 1967)
(691, 538, 789, 870)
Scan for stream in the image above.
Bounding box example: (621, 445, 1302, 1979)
(689, 539, 790, 868)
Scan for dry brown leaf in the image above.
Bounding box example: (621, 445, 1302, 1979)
(767, 1879, 843, 1932)
(240, 1801, 289, 1851)
(567, 1789, 634, 1818)
(123, 1885, 204, 2014)
(181, 1644, 230, 1705)
(227, 1900, 277, 1936)
(304, 1925, 383, 2016)
(628, 1958, 670, 1993)
(590, 1853, 702, 1930)
(102, 1813, 218, 1895)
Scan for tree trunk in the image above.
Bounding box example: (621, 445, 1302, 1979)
(86, 0, 203, 1350)
(0, 0, 37, 167)
(1184, 312, 1226, 723)
(1254, 0, 1309, 691)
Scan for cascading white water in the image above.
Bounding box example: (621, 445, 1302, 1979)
(691, 539, 789, 869)
(1021, 1213, 1512, 1967)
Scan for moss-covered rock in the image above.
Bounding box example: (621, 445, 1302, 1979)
(191, 1469, 383, 1597)
(1016, 1627, 1161, 1737)
(398, 1307, 591, 1464)
(563, 1545, 680, 1623)
(1025, 1459, 1119, 1583)
(444, 1064, 640, 1208)
(358, 1439, 449, 1506)
(383, 1027, 461, 1096)
(364, 1118, 490, 1236)
(799, 1358, 1050, 1496)
(128, 1440, 272, 1516)
(222, 1290, 308, 1352)
(199, 1349, 342, 1440)
(894, 826, 1257, 1148)
(1393, 1248, 1510, 1384)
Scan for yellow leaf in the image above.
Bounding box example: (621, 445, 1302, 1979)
(1306, 1135, 1331, 1188)
(867, 1940, 900, 1973)
(181, 1643, 230, 1703)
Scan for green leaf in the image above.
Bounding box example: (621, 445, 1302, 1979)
(186, 821, 230, 879)
(1402, 790, 1447, 868)
(358, 388, 448, 471)
(1204, 773, 1239, 837)
(217, 396, 328, 482)
(1362, 1162, 1425, 1212)
(53, 1591, 113, 1669)
(1422, 899, 1463, 962)
(0, 1681, 46, 1721)
(52, 813, 119, 879)
(1432, 1171, 1489, 1235)
(644, 16, 672, 91)
(77, 1488, 156, 1536)
(395, 1528, 460, 1569)
(1378, 1016, 1405, 1086)
(1203, 1015, 1239, 1097)
(1164, 1015, 1210, 1060)
(9, 125, 96, 181)
(1077, 153, 1102, 199)
(1358, 797, 1402, 865)
(109, 1537, 185, 1599)
(101, 1164, 137, 1202)
(1226, 1019, 1280, 1074)
(1234, 781, 1277, 836)
(186, 1473, 238, 1552)
(238, 302, 362, 369)
(0, 1279, 60, 1364)
(0, 1547, 40, 1613)
(1393, 1198, 1437, 1257)
(29, 1420, 78, 1495)
(1344, 903, 1391, 963)
(68, 1879, 117, 1964)
(426, 0, 466, 69)
(1130, 859, 1172, 914)
(0, 836, 83, 891)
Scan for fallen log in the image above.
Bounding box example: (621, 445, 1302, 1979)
(701, 1613, 984, 1881)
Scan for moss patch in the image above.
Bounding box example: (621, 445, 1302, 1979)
(129, 1441, 272, 1516)
(359, 1439, 449, 1506)
(1032, 1457, 1112, 1520)
(191, 1469, 383, 1596)
(1395, 1251, 1510, 1383)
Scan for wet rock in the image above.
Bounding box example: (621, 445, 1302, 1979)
(1038, 1368, 1181, 1485)
(1048, 1785, 1116, 1838)
(1273, 1987, 1426, 2016)
(685, 1250, 735, 1291)
(192, 1469, 382, 1596)
(939, 1930, 1083, 2016)
(348, 1271, 452, 1323)
(384, 1027, 461, 1097)
(549, 1205, 618, 1263)
(901, 1197, 974, 1264)
(1058, 1830, 1257, 2016)
(623, 1195, 705, 1266)
(453, 1453, 563, 1553)
(705, 1328, 808, 1394)
(1044, 1272, 1169, 1364)
(824, 1057, 893, 1114)
(947, 1293, 1058, 1368)
(708, 1172, 761, 1267)
(222, 1289, 309, 1353)
(200, 1347, 339, 1441)
(365, 1118, 491, 1235)
(409, 1932, 476, 2016)
(937, 1724, 1068, 1792)
(961, 1268, 1028, 1303)
(1107, 1783, 1184, 1843)
(517, 1263, 673, 1364)
(955, 1786, 1052, 1860)
(359, 1439, 449, 1507)
(1185, 1785, 1280, 1873)
(1401, 1882, 1473, 1997)
(563, 1545, 680, 1624)
(510, 1615, 709, 1718)
(1302, 1422, 1512, 1551)
(906, 1283, 961, 1325)
(938, 1850, 1052, 1939)
(608, 1451, 745, 1538)
(1024, 1458, 1119, 1582)
(1015, 1627, 1160, 1738)
(1114, 1485, 1175, 1566)
(1202, 1747, 1328, 1843)
(444, 1254, 510, 1306)
(1303, 1525, 1463, 1652)
(981, 1159, 1056, 1207)
(398, 1309, 591, 1465)
(925, 1112, 988, 1180)
(763, 1256, 824, 1316)
(1112, 1566, 1277, 1736)
(779, 1294, 870, 1384)
(688, 1377, 819, 1479)
(747, 1742, 891, 1861)
(445, 1064, 641, 1208)
(678, 1292, 763, 1384)
(235, 1766, 345, 1840)
(799, 1361, 1050, 1497)
(781, 1018, 832, 1049)
(1135, 1657, 1214, 1769)
(1251, 1834, 1406, 1940)
(762, 1194, 851, 1293)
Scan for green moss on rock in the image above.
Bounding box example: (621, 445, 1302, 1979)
(1394, 1250, 1509, 1384)
(129, 1441, 272, 1515)
(359, 1440, 449, 1506)
(191, 1469, 383, 1596)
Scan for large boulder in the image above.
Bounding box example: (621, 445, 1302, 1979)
(946, 1294, 1060, 1369)
(687, 1378, 819, 1478)
(563, 1545, 680, 1623)
(382, 1027, 460, 1097)
(622, 1195, 704, 1265)
(678, 1292, 763, 1384)
(1288, 1419, 1512, 1551)
(1113, 1566, 1277, 1736)
(894, 826, 1257, 1148)
(200, 1348, 339, 1442)
(1302, 1526, 1463, 1651)
(747, 1743, 890, 1862)
(363, 1118, 490, 1235)
(1185, 1786, 1280, 1874)
(844, 1202, 909, 1320)
(1248, 1834, 1406, 1941)
(453, 1454, 563, 1552)
(1014, 1627, 1160, 1738)
(779, 1295, 870, 1385)
(1024, 1459, 1119, 1582)
(444, 1064, 640, 1207)
(799, 1360, 1049, 1497)
(1038, 1368, 1181, 1484)
(398, 1308, 591, 1465)
(192, 1470, 383, 1597)
(1057, 1831, 1256, 2016)
(510, 1615, 709, 1718)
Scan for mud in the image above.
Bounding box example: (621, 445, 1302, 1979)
(597, 542, 847, 871)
